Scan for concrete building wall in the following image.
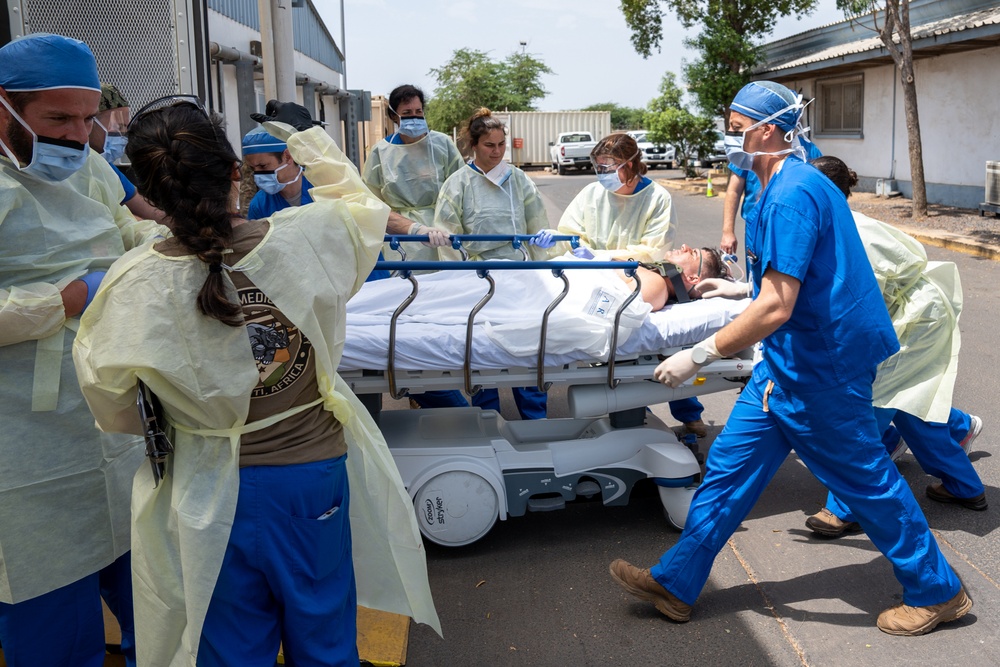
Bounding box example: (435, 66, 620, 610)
(772, 45, 1000, 208)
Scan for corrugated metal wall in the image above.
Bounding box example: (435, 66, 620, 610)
(207, 0, 343, 73)
(504, 111, 613, 166)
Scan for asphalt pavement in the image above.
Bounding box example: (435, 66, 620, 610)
(400, 170, 1000, 666)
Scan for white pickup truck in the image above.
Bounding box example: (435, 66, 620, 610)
(549, 131, 597, 175)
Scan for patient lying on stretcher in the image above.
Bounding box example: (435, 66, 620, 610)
(609, 245, 730, 311)
(346, 246, 741, 362)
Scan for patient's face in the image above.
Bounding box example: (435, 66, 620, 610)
(662, 245, 704, 289)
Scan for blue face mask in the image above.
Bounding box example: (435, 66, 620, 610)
(0, 95, 90, 182)
(398, 117, 429, 139)
(253, 162, 302, 195)
(102, 134, 127, 165)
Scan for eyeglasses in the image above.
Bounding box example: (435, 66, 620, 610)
(591, 159, 624, 175)
(128, 95, 211, 132)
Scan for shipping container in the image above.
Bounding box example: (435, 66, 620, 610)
(494, 111, 612, 168)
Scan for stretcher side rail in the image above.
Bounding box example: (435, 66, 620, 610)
(385, 233, 581, 262)
(375, 259, 642, 398)
(342, 356, 751, 398)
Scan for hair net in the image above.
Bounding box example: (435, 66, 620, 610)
(730, 81, 802, 132)
(242, 128, 287, 155)
(99, 83, 129, 112)
(0, 33, 100, 93)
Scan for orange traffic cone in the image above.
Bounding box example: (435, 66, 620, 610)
(706, 174, 715, 197)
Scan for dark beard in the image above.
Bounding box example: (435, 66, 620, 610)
(4, 115, 34, 165)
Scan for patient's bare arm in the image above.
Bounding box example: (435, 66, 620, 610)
(616, 266, 669, 312)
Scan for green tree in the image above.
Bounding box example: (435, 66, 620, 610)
(583, 102, 646, 130)
(425, 48, 552, 134)
(838, 0, 926, 215)
(619, 0, 818, 117)
(644, 72, 717, 177)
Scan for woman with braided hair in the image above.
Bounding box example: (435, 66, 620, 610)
(72, 98, 439, 666)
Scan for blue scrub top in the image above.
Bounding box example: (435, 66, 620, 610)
(111, 163, 136, 204)
(730, 138, 822, 220)
(248, 174, 389, 282)
(744, 156, 898, 390)
(632, 176, 652, 193)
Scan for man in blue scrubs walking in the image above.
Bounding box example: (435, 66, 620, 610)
(609, 81, 971, 636)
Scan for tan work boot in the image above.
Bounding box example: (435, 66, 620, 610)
(877, 588, 973, 636)
(683, 419, 709, 438)
(608, 559, 692, 622)
(805, 508, 863, 537)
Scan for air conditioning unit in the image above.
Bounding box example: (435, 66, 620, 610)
(986, 161, 1000, 205)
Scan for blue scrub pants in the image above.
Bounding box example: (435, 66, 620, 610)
(0, 552, 135, 667)
(650, 369, 961, 608)
(473, 386, 547, 420)
(827, 407, 984, 521)
(668, 397, 704, 424)
(410, 390, 470, 409)
(198, 455, 357, 667)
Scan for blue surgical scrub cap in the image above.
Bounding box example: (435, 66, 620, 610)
(0, 33, 100, 92)
(730, 81, 802, 132)
(242, 129, 287, 155)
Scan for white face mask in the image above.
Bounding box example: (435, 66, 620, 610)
(483, 160, 512, 186)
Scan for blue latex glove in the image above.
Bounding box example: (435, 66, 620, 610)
(80, 271, 107, 312)
(572, 246, 595, 259)
(529, 229, 556, 248)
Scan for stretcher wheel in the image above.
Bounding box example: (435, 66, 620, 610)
(412, 470, 499, 547)
(658, 486, 695, 532)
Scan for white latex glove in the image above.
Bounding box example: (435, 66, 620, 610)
(654, 349, 701, 387)
(696, 278, 752, 299)
(411, 223, 451, 248)
(653, 334, 722, 388)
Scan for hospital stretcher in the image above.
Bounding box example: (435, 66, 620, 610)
(338, 236, 752, 546)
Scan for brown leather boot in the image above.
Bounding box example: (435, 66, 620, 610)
(805, 508, 863, 537)
(608, 559, 692, 622)
(877, 588, 972, 636)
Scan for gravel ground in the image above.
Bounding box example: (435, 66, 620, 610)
(849, 191, 1000, 245)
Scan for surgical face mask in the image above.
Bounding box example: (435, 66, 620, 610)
(0, 95, 90, 182)
(592, 149, 639, 191)
(253, 161, 302, 195)
(596, 170, 624, 192)
(94, 118, 128, 165)
(102, 134, 127, 165)
(398, 117, 429, 139)
(389, 104, 428, 139)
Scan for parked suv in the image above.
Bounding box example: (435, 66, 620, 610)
(627, 130, 675, 169)
(696, 130, 727, 167)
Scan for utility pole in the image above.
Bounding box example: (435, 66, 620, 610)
(257, 0, 277, 100)
(270, 0, 296, 102)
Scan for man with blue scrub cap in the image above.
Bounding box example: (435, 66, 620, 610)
(241, 124, 391, 282)
(0, 33, 166, 666)
(609, 80, 972, 636)
(721, 82, 822, 256)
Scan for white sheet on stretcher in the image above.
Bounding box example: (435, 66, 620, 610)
(341, 263, 750, 372)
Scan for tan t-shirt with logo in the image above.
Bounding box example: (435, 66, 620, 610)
(155, 219, 346, 467)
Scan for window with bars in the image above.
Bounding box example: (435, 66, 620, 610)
(817, 75, 864, 137)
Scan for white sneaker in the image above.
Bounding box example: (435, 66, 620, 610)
(889, 436, 908, 461)
(960, 415, 983, 455)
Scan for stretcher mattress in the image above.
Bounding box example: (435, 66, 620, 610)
(341, 266, 750, 372)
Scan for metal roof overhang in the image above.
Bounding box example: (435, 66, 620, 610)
(757, 21, 1000, 81)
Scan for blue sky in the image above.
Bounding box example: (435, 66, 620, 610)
(317, 0, 849, 113)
